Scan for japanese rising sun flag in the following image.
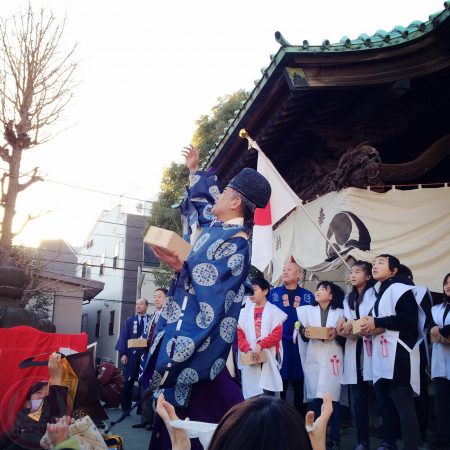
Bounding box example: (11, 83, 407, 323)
(240, 130, 300, 272)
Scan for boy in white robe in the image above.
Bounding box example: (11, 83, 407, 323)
(297, 281, 345, 450)
(237, 276, 287, 398)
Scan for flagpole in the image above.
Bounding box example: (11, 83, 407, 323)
(239, 129, 352, 272)
(296, 202, 352, 271)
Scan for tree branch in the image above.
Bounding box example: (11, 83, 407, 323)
(0, 145, 11, 163)
(0, 171, 8, 204)
(12, 209, 50, 238)
(17, 167, 43, 191)
(0, 4, 77, 255)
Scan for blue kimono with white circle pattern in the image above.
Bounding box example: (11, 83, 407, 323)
(143, 171, 250, 407)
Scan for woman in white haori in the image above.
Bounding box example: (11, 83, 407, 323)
(297, 281, 345, 450)
(338, 261, 376, 450)
(360, 254, 424, 450)
(237, 276, 287, 399)
(429, 272, 450, 448)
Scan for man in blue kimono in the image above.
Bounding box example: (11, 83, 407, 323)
(115, 298, 151, 415)
(268, 260, 314, 416)
(143, 145, 271, 450)
(134, 288, 168, 429)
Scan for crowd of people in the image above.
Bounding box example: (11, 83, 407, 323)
(1, 145, 448, 450)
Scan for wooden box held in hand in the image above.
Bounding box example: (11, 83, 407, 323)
(308, 326, 332, 340)
(128, 338, 148, 348)
(353, 318, 384, 335)
(352, 318, 366, 334)
(240, 351, 268, 366)
(144, 226, 192, 262)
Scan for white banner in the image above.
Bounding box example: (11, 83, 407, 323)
(272, 186, 450, 293)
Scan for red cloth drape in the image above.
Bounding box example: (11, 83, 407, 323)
(0, 326, 87, 436)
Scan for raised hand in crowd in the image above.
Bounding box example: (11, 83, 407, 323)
(42, 416, 77, 449)
(156, 394, 190, 450)
(48, 352, 63, 386)
(305, 393, 333, 450)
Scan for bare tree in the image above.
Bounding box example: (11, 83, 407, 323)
(0, 5, 77, 264)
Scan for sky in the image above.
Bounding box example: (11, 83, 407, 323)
(1, 0, 443, 247)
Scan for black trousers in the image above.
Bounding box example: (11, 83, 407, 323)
(280, 378, 306, 417)
(414, 365, 429, 443)
(120, 377, 138, 413)
(434, 377, 450, 446)
(351, 369, 371, 446)
(139, 383, 155, 425)
(374, 379, 421, 450)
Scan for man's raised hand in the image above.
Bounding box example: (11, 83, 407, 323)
(182, 144, 200, 174)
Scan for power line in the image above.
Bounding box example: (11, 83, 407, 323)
(35, 292, 162, 306)
(39, 246, 152, 265)
(46, 179, 155, 205)
(97, 219, 149, 229)
(0, 165, 157, 205)
(31, 258, 161, 282)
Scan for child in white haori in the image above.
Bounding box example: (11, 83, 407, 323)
(429, 272, 450, 449)
(237, 276, 287, 399)
(297, 281, 345, 450)
(338, 261, 376, 450)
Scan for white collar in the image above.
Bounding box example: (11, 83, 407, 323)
(225, 217, 244, 225)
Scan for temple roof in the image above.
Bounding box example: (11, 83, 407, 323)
(204, 4, 450, 198)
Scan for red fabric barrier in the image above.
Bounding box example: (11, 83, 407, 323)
(0, 326, 87, 437)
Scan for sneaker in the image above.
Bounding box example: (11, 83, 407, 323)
(355, 443, 370, 450)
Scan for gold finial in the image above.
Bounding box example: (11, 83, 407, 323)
(239, 129, 249, 139)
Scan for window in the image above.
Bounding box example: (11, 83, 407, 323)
(95, 310, 101, 337)
(113, 243, 119, 269)
(81, 314, 88, 333)
(99, 252, 105, 276)
(86, 238, 94, 249)
(109, 310, 115, 335)
(81, 261, 91, 278)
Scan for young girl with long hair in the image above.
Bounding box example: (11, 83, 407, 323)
(339, 261, 376, 450)
(297, 281, 345, 450)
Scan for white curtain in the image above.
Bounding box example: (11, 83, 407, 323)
(271, 186, 450, 293)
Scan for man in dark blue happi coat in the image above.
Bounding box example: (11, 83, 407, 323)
(143, 145, 271, 450)
(268, 260, 314, 416)
(115, 298, 151, 415)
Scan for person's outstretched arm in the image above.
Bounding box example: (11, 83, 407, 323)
(305, 393, 333, 450)
(156, 394, 190, 450)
